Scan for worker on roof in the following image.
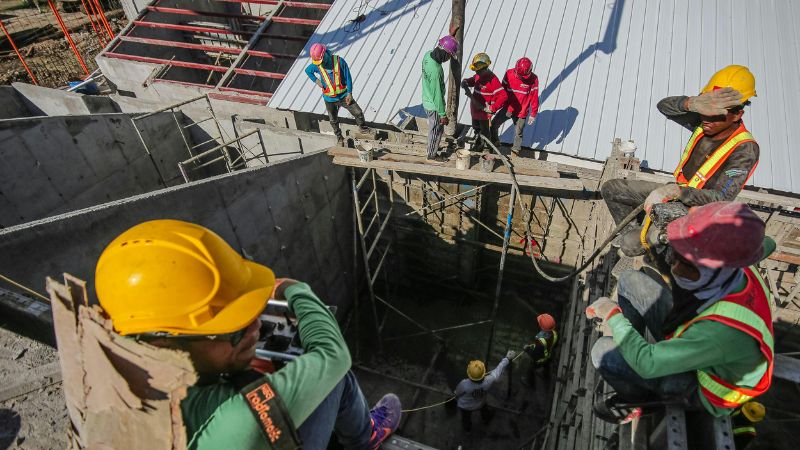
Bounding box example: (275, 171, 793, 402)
(520, 313, 558, 386)
(732, 401, 765, 449)
(586, 202, 774, 424)
(454, 350, 516, 431)
(490, 57, 540, 154)
(601, 65, 760, 257)
(461, 53, 508, 152)
(95, 220, 401, 449)
(305, 43, 369, 147)
(422, 35, 459, 161)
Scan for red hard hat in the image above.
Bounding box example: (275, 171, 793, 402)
(310, 43, 327, 65)
(667, 202, 765, 269)
(537, 313, 556, 331)
(515, 57, 533, 77)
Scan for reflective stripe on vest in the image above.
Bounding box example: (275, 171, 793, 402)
(671, 267, 774, 409)
(672, 123, 755, 189)
(535, 330, 558, 363)
(732, 426, 756, 435)
(319, 56, 347, 97)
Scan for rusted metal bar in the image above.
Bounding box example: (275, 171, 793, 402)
(47, 0, 89, 76)
(0, 19, 38, 85)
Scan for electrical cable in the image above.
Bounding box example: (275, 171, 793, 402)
(401, 396, 456, 413)
(477, 134, 644, 283)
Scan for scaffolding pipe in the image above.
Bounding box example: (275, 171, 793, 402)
(0, 19, 38, 85)
(486, 187, 516, 362)
(48, 0, 89, 76)
(92, 0, 114, 38)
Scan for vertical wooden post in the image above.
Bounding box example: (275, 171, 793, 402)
(445, 0, 465, 136)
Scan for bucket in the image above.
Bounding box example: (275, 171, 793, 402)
(480, 154, 495, 172)
(455, 149, 472, 170)
(356, 145, 373, 162)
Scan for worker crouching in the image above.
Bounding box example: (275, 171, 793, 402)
(454, 351, 515, 432)
(461, 53, 508, 152)
(94, 220, 401, 449)
(586, 202, 774, 423)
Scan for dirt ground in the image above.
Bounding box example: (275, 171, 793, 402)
(0, 326, 68, 450)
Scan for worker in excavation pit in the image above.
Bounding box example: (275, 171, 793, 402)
(461, 52, 508, 153)
(601, 65, 760, 257)
(490, 57, 540, 154)
(520, 313, 558, 386)
(586, 202, 774, 424)
(94, 219, 401, 450)
(422, 35, 459, 161)
(454, 351, 515, 431)
(305, 43, 370, 147)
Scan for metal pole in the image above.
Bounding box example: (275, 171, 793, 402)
(47, 0, 89, 76)
(0, 19, 38, 85)
(486, 187, 516, 362)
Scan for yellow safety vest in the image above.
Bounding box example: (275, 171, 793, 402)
(535, 330, 558, 364)
(318, 55, 347, 98)
(673, 123, 756, 189)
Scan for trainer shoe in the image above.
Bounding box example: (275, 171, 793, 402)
(367, 393, 402, 449)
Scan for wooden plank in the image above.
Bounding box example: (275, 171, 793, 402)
(330, 156, 595, 195)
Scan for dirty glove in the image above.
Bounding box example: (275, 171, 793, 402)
(585, 297, 621, 323)
(344, 94, 353, 105)
(483, 106, 493, 114)
(644, 184, 682, 213)
(461, 79, 470, 89)
(527, 115, 536, 126)
(506, 350, 517, 360)
(686, 87, 742, 116)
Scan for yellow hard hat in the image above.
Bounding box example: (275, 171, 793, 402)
(469, 53, 491, 72)
(95, 220, 275, 336)
(741, 401, 765, 422)
(701, 65, 757, 103)
(467, 360, 486, 381)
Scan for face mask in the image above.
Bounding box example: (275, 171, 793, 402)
(671, 265, 742, 300)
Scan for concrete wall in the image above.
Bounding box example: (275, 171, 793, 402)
(0, 86, 33, 119)
(0, 112, 191, 227)
(0, 151, 354, 311)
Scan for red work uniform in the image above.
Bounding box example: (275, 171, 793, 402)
(503, 68, 539, 119)
(464, 71, 508, 120)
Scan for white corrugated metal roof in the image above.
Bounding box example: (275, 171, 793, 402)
(270, 0, 800, 193)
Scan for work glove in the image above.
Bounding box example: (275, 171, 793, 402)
(483, 106, 493, 114)
(644, 184, 682, 213)
(505, 350, 517, 360)
(585, 297, 621, 331)
(461, 79, 470, 89)
(439, 116, 449, 126)
(527, 115, 536, 126)
(686, 87, 742, 116)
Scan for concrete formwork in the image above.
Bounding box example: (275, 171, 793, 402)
(0, 150, 355, 311)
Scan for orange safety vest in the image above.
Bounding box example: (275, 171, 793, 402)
(669, 267, 774, 409)
(318, 55, 348, 98)
(673, 123, 757, 189)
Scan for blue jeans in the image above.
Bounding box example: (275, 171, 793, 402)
(591, 271, 697, 403)
(296, 370, 372, 449)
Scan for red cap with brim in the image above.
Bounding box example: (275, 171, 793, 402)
(666, 201, 765, 269)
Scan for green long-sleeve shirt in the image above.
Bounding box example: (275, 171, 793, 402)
(180, 283, 351, 449)
(421, 50, 447, 116)
(608, 312, 766, 416)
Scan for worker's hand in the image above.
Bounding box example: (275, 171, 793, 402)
(315, 80, 324, 89)
(272, 278, 300, 300)
(483, 106, 493, 114)
(644, 184, 682, 213)
(506, 350, 517, 360)
(461, 79, 470, 89)
(344, 94, 353, 105)
(527, 115, 536, 126)
(439, 116, 449, 126)
(523, 343, 533, 351)
(686, 87, 742, 116)
(585, 297, 621, 323)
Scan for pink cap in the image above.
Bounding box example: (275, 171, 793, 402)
(310, 43, 326, 65)
(667, 202, 765, 268)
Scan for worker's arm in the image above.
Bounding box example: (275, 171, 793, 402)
(608, 313, 756, 379)
(529, 75, 540, 118)
(678, 142, 760, 206)
(340, 58, 354, 95)
(462, 75, 477, 88)
(657, 95, 700, 131)
(432, 65, 447, 116)
(483, 357, 510, 386)
(305, 64, 321, 85)
(490, 81, 509, 114)
(524, 342, 545, 361)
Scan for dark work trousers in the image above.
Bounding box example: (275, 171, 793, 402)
(459, 405, 493, 431)
(600, 179, 664, 226)
(324, 98, 366, 139)
(490, 109, 527, 152)
(472, 119, 492, 152)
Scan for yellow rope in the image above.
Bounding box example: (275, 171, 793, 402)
(401, 396, 456, 413)
(0, 273, 50, 302)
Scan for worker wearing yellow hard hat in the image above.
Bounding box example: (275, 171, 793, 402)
(454, 351, 515, 431)
(600, 65, 761, 257)
(95, 219, 402, 450)
(461, 52, 509, 152)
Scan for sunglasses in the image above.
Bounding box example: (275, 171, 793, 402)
(135, 327, 249, 347)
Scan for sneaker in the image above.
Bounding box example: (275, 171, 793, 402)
(367, 394, 401, 449)
(593, 394, 641, 424)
